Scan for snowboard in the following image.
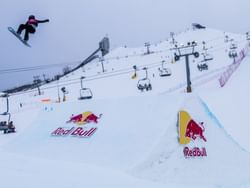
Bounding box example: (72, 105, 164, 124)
(8, 27, 31, 47)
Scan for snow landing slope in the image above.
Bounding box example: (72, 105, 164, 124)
(131, 96, 250, 187)
(4, 93, 250, 187)
(5, 94, 183, 169)
(200, 55, 250, 152)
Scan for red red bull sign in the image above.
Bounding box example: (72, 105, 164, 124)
(51, 111, 102, 138)
(178, 110, 207, 158)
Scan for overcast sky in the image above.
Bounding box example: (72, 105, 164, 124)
(0, 0, 249, 91)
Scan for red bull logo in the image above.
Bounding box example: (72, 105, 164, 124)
(51, 111, 102, 138)
(66, 112, 102, 125)
(179, 110, 207, 144)
(185, 120, 207, 142)
(51, 127, 97, 138)
(183, 147, 207, 158)
(178, 110, 207, 158)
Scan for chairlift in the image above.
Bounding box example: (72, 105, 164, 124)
(246, 32, 250, 40)
(229, 40, 237, 50)
(137, 67, 152, 92)
(79, 88, 93, 100)
(79, 76, 93, 100)
(228, 50, 237, 58)
(0, 93, 11, 123)
(158, 61, 172, 77)
(137, 78, 152, 91)
(201, 53, 213, 62)
(197, 62, 208, 71)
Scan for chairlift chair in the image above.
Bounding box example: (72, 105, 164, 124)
(79, 88, 93, 100)
(246, 32, 250, 40)
(78, 76, 93, 100)
(159, 68, 172, 77)
(229, 41, 237, 50)
(158, 61, 172, 77)
(0, 94, 11, 124)
(137, 67, 152, 92)
(197, 62, 208, 71)
(229, 50, 237, 58)
(137, 78, 152, 91)
(201, 53, 213, 62)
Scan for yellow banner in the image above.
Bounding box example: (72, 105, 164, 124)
(179, 110, 191, 145)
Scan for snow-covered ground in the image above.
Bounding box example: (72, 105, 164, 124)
(1, 27, 250, 188)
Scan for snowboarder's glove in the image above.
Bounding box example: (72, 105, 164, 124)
(45, 19, 50, 22)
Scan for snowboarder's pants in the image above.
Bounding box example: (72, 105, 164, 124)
(17, 24, 36, 41)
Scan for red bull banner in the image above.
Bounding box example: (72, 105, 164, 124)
(178, 110, 207, 158)
(51, 111, 102, 138)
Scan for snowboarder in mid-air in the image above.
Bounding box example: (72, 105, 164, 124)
(16, 15, 49, 42)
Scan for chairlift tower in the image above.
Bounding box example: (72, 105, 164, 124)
(170, 32, 176, 44)
(144, 42, 151, 55)
(33, 75, 41, 95)
(172, 41, 199, 93)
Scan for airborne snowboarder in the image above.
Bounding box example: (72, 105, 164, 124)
(16, 15, 49, 42)
(8, 15, 49, 47)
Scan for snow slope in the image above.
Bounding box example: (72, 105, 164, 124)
(1, 27, 250, 188)
(200, 55, 250, 152)
(131, 96, 250, 187)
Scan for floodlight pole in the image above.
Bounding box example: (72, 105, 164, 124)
(172, 42, 199, 93)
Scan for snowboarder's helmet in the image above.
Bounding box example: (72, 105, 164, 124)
(29, 15, 35, 19)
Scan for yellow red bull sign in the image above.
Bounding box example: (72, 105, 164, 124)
(51, 111, 102, 138)
(178, 110, 207, 158)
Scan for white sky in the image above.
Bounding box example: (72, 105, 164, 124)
(0, 0, 249, 91)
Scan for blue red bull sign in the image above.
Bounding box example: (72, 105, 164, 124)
(51, 111, 102, 138)
(178, 110, 207, 158)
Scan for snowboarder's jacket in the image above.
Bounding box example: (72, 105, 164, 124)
(26, 17, 49, 29)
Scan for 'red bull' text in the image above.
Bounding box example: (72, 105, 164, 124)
(183, 147, 207, 158)
(51, 127, 97, 138)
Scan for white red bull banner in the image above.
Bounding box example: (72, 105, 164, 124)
(178, 110, 207, 158)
